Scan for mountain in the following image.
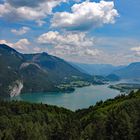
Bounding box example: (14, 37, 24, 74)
(71, 62, 140, 81)
(70, 62, 125, 76)
(0, 44, 24, 97)
(0, 90, 140, 139)
(105, 74, 120, 81)
(112, 62, 140, 79)
(0, 44, 91, 97)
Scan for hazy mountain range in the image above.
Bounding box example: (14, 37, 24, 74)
(112, 62, 140, 79)
(70, 62, 125, 76)
(71, 62, 140, 80)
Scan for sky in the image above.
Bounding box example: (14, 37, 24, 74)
(0, 0, 140, 65)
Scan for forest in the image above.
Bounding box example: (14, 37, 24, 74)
(0, 90, 140, 140)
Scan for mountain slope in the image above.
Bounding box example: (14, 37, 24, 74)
(112, 62, 140, 79)
(24, 53, 89, 84)
(0, 44, 91, 97)
(76, 89, 140, 140)
(0, 44, 24, 97)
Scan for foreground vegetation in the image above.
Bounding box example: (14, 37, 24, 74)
(0, 90, 140, 140)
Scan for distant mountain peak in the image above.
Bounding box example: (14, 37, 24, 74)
(112, 62, 140, 79)
(0, 44, 16, 51)
(41, 52, 48, 55)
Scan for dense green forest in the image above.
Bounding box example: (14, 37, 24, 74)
(0, 90, 140, 140)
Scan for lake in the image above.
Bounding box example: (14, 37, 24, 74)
(12, 84, 122, 111)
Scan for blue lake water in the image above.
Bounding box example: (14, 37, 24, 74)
(12, 84, 121, 111)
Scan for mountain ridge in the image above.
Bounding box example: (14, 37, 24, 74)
(112, 62, 140, 79)
(71, 62, 140, 81)
(0, 44, 92, 97)
(70, 62, 125, 76)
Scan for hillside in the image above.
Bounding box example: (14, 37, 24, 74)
(0, 90, 140, 139)
(0, 44, 92, 97)
(112, 62, 140, 79)
(76, 89, 140, 139)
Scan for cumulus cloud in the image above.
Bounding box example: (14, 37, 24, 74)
(1, 33, 139, 66)
(51, 0, 119, 31)
(0, 39, 13, 47)
(36, 20, 46, 26)
(0, 38, 44, 53)
(38, 33, 140, 65)
(0, 38, 30, 52)
(33, 47, 42, 53)
(38, 31, 94, 47)
(0, 0, 67, 23)
(131, 46, 140, 56)
(131, 46, 140, 52)
(84, 49, 100, 56)
(38, 31, 100, 57)
(11, 26, 30, 35)
(14, 39, 30, 51)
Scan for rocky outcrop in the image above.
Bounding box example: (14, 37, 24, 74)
(20, 62, 41, 70)
(9, 80, 23, 97)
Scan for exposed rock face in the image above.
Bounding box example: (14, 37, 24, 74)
(20, 62, 41, 70)
(9, 80, 23, 97)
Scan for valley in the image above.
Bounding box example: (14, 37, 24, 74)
(0, 44, 140, 140)
(0, 44, 139, 111)
(0, 0, 140, 139)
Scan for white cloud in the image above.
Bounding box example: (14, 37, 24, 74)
(0, 39, 30, 52)
(1, 36, 140, 65)
(0, 39, 13, 47)
(36, 20, 46, 26)
(51, 0, 119, 31)
(38, 31, 94, 47)
(131, 46, 140, 52)
(0, 0, 67, 23)
(33, 47, 42, 53)
(0, 38, 44, 53)
(14, 39, 30, 51)
(131, 46, 140, 56)
(38, 31, 100, 57)
(84, 49, 100, 56)
(11, 26, 30, 35)
(38, 33, 140, 65)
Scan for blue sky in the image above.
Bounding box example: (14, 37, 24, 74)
(0, 0, 140, 65)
